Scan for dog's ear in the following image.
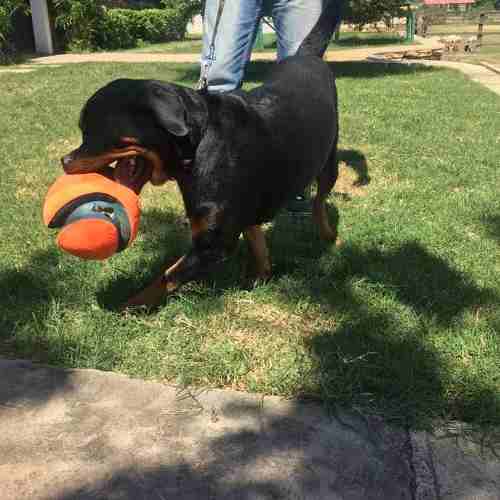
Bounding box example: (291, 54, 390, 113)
(146, 83, 189, 137)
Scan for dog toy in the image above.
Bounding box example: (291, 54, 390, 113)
(43, 172, 141, 260)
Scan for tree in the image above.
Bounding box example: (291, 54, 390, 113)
(160, 0, 203, 19)
(343, 0, 406, 31)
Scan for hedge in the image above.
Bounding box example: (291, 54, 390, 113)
(2, 0, 199, 59)
(53, 0, 197, 51)
(95, 7, 187, 50)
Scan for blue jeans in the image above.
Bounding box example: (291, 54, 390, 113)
(201, 0, 330, 93)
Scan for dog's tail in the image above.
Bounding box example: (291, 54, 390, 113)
(296, 0, 343, 59)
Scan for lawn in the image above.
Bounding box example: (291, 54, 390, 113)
(1, 60, 499, 430)
(127, 31, 408, 54)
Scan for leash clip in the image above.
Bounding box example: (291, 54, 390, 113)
(198, 0, 225, 92)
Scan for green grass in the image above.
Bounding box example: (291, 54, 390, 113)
(127, 31, 407, 54)
(1, 61, 499, 430)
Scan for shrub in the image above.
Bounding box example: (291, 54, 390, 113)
(52, 0, 105, 51)
(52, 0, 199, 51)
(95, 8, 188, 50)
(160, 0, 203, 19)
(0, 0, 28, 63)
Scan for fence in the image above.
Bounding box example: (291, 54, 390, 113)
(419, 9, 500, 55)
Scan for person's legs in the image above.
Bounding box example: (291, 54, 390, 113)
(272, 0, 341, 60)
(201, 0, 263, 93)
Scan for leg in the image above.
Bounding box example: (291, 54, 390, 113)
(201, 0, 263, 92)
(244, 225, 271, 282)
(271, 0, 324, 61)
(313, 147, 341, 244)
(123, 216, 239, 310)
(122, 256, 187, 309)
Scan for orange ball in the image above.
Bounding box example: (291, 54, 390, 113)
(43, 173, 141, 260)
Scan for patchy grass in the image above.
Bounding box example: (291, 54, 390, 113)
(1, 61, 499, 429)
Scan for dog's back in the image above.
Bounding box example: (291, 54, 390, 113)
(226, 1, 341, 223)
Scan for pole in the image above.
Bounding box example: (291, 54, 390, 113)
(406, 7, 416, 43)
(29, 0, 54, 55)
(478, 13, 485, 48)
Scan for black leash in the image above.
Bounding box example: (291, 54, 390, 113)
(198, 0, 225, 92)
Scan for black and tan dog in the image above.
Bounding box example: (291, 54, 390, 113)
(61, 2, 341, 308)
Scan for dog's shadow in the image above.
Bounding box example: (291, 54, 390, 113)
(338, 148, 370, 187)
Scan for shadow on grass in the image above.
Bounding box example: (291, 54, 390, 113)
(338, 148, 370, 187)
(0, 249, 82, 342)
(174, 60, 441, 87)
(267, 61, 438, 81)
(482, 214, 500, 244)
(334, 35, 407, 48)
(0, 248, 82, 404)
(266, 213, 500, 426)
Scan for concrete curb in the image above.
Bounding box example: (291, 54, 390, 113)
(21, 41, 440, 66)
(409, 432, 440, 500)
(2, 359, 499, 499)
(479, 61, 500, 76)
(367, 54, 500, 96)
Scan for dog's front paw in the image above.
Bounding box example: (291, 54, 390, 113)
(121, 278, 167, 312)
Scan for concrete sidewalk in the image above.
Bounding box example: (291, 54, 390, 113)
(368, 53, 500, 96)
(1, 359, 499, 500)
(0, 39, 440, 74)
(26, 42, 432, 66)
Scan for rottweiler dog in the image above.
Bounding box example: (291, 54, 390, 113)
(61, 1, 341, 309)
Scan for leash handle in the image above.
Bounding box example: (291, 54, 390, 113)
(198, 0, 225, 92)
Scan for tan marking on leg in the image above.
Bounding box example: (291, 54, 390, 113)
(123, 256, 186, 310)
(161, 255, 187, 293)
(244, 225, 271, 281)
(313, 198, 338, 243)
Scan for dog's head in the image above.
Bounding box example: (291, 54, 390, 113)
(61, 79, 193, 193)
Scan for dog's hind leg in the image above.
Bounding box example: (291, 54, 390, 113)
(313, 147, 341, 244)
(244, 225, 272, 283)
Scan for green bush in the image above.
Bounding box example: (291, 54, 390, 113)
(52, 0, 106, 51)
(96, 8, 187, 50)
(52, 0, 198, 51)
(0, 0, 28, 63)
(160, 0, 203, 20)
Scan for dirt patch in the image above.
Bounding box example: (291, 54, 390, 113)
(335, 162, 369, 197)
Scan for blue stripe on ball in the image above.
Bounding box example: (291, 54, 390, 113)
(64, 200, 131, 252)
